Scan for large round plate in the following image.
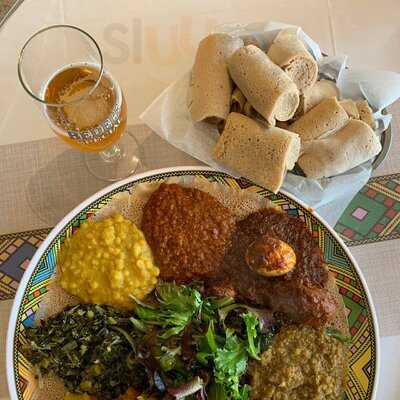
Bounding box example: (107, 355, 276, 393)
(7, 166, 379, 400)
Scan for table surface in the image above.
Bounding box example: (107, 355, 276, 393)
(1, 0, 400, 399)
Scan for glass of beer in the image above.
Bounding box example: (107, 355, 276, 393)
(18, 25, 139, 181)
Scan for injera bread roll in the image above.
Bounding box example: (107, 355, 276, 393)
(228, 45, 300, 125)
(242, 35, 263, 49)
(242, 101, 272, 128)
(213, 112, 300, 193)
(188, 33, 243, 123)
(340, 99, 360, 119)
(267, 28, 318, 92)
(242, 101, 270, 127)
(356, 99, 376, 129)
(299, 80, 340, 115)
(243, 101, 254, 117)
(276, 120, 291, 130)
(298, 119, 382, 179)
(288, 97, 349, 142)
(325, 271, 350, 336)
(231, 88, 247, 113)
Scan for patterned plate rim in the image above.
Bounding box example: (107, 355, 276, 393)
(6, 166, 380, 399)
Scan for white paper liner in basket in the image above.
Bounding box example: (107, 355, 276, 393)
(140, 20, 400, 226)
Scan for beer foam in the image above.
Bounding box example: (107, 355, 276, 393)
(61, 77, 114, 131)
(41, 62, 122, 141)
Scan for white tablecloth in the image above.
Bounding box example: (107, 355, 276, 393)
(0, 1, 399, 398)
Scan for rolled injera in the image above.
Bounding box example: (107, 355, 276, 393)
(298, 119, 382, 179)
(241, 102, 271, 128)
(213, 112, 300, 193)
(188, 33, 243, 123)
(231, 88, 247, 113)
(243, 101, 255, 117)
(267, 28, 318, 92)
(356, 99, 376, 129)
(299, 80, 340, 115)
(339, 99, 360, 119)
(228, 45, 300, 125)
(242, 35, 263, 49)
(288, 97, 348, 141)
(276, 120, 291, 130)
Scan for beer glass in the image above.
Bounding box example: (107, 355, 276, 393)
(18, 25, 139, 181)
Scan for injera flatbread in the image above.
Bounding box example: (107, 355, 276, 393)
(356, 99, 376, 129)
(213, 112, 300, 193)
(340, 98, 360, 119)
(298, 79, 340, 116)
(288, 97, 349, 141)
(231, 87, 247, 113)
(298, 119, 382, 178)
(188, 33, 243, 123)
(267, 28, 318, 92)
(228, 45, 300, 125)
(31, 177, 349, 400)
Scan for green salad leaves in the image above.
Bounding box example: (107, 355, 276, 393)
(24, 282, 277, 399)
(213, 329, 250, 399)
(129, 282, 266, 398)
(131, 282, 203, 339)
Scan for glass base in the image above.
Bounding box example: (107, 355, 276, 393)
(84, 134, 140, 181)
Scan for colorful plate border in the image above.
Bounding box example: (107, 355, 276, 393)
(6, 166, 380, 400)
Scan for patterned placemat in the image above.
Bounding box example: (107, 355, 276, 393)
(335, 173, 400, 246)
(1, 172, 399, 300)
(0, 228, 51, 300)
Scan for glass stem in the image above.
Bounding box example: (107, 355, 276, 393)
(99, 144, 122, 163)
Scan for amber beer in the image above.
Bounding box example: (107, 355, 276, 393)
(43, 63, 127, 152)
